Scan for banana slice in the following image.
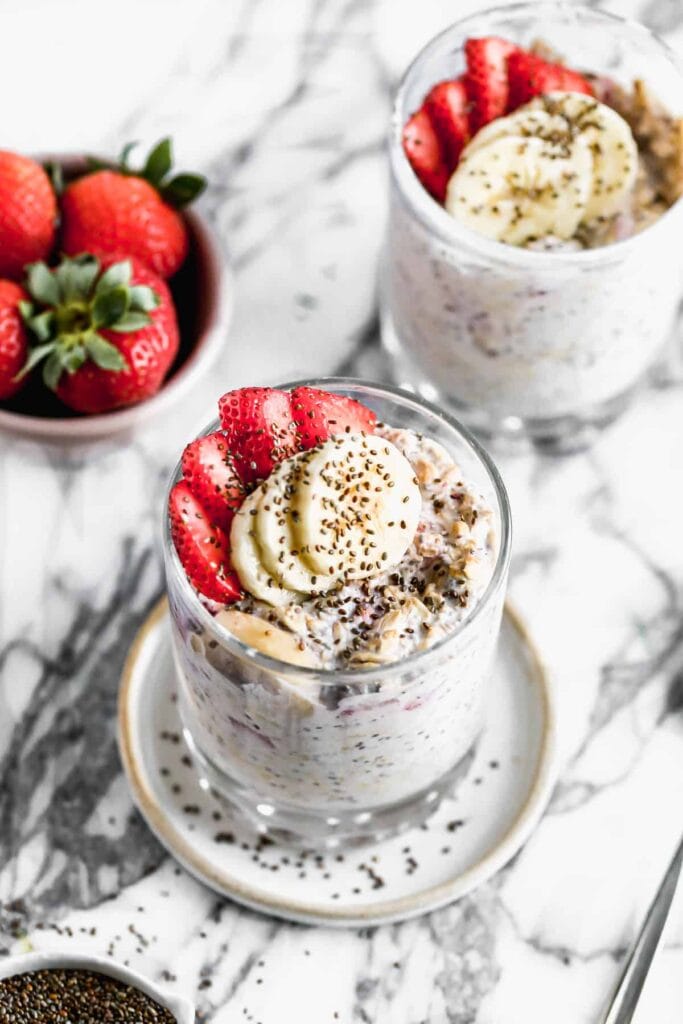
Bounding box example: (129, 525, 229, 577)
(290, 434, 422, 582)
(230, 435, 422, 603)
(464, 105, 569, 156)
(529, 92, 638, 220)
(216, 608, 320, 668)
(446, 131, 593, 245)
(448, 91, 638, 244)
(256, 450, 340, 595)
(230, 489, 298, 606)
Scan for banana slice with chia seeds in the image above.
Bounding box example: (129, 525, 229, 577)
(529, 92, 639, 220)
(447, 91, 639, 245)
(290, 434, 422, 582)
(230, 489, 299, 606)
(256, 449, 340, 595)
(446, 131, 593, 245)
(230, 435, 422, 602)
(464, 105, 571, 156)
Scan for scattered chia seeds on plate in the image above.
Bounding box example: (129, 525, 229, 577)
(0, 969, 176, 1023)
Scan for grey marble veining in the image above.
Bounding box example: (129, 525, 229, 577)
(1, 0, 682, 1021)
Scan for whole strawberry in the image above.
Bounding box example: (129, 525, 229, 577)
(0, 152, 57, 280)
(19, 253, 179, 414)
(61, 139, 206, 279)
(0, 280, 29, 399)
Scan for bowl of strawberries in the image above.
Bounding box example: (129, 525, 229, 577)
(0, 140, 232, 443)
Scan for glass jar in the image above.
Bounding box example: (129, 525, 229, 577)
(381, 3, 683, 452)
(163, 379, 511, 847)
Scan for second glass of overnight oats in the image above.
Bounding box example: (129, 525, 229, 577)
(382, 3, 683, 451)
(163, 379, 511, 846)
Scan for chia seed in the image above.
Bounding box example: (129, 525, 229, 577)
(0, 969, 176, 1023)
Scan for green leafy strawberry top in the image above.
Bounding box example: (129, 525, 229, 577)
(18, 255, 159, 390)
(90, 138, 206, 209)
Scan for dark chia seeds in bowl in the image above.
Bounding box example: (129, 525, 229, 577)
(0, 968, 177, 1023)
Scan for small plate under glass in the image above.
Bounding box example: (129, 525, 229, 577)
(118, 599, 556, 927)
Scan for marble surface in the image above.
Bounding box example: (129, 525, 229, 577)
(1, 0, 682, 1021)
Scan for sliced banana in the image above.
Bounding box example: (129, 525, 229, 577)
(230, 490, 298, 607)
(290, 434, 422, 582)
(216, 608, 320, 668)
(256, 450, 340, 595)
(464, 106, 570, 156)
(447, 91, 639, 244)
(529, 92, 638, 220)
(446, 132, 592, 245)
(230, 435, 422, 603)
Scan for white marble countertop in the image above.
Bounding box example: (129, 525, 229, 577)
(1, 0, 682, 1021)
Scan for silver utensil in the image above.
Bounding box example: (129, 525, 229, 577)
(600, 831, 683, 1024)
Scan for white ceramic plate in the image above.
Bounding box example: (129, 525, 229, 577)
(118, 599, 556, 927)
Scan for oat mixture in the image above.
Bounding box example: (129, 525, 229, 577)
(231, 427, 495, 669)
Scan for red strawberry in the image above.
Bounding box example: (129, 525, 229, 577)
(0, 280, 29, 399)
(182, 431, 245, 531)
(402, 109, 450, 202)
(218, 387, 297, 485)
(465, 36, 519, 131)
(18, 253, 179, 414)
(507, 51, 593, 110)
(290, 386, 377, 449)
(169, 481, 242, 603)
(424, 78, 470, 169)
(0, 152, 57, 280)
(61, 139, 206, 279)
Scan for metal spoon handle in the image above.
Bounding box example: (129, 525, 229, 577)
(600, 832, 683, 1024)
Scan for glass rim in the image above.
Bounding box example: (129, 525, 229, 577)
(389, 0, 683, 269)
(163, 377, 512, 681)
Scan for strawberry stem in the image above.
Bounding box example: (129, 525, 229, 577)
(17, 255, 160, 391)
(84, 138, 207, 209)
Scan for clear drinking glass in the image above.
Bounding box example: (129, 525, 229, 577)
(381, 3, 683, 452)
(163, 379, 511, 847)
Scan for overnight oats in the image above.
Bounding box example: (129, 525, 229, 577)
(382, 4, 683, 450)
(163, 380, 510, 845)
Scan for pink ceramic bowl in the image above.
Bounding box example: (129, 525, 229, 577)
(0, 154, 233, 444)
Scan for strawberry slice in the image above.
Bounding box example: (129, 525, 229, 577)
(465, 36, 519, 131)
(169, 481, 242, 603)
(181, 431, 245, 532)
(290, 386, 378, 449)
(507, 51, 593, 110)
(218, 387, 297, 485)
(402, 108, 450, 202)
(424, 78, 470, 169)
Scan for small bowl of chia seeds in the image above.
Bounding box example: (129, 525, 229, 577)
(0, 952, 194, 1023)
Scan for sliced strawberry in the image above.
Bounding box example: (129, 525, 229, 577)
(424, 78, 470, 169)
(507, 51, 593, 111)
(181, 431, 245, 532)
(402, 108, 450, 202)
(218, 387, 297, 485)
(290, 386, 377, 449)
(465, 36, 519, 131)
(169, 481, 242, 603)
